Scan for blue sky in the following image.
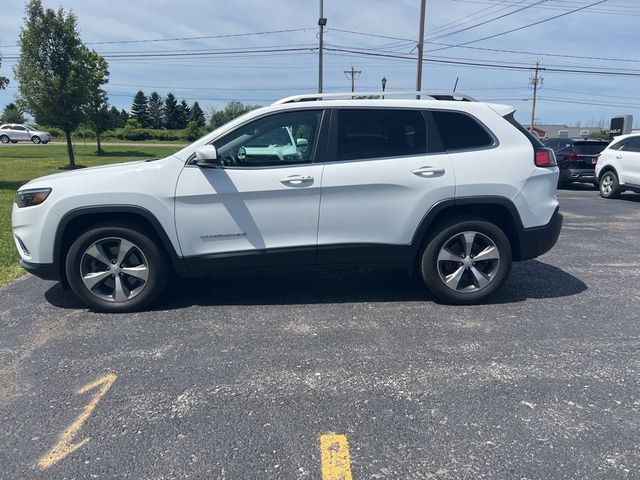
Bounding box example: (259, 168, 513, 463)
(1, 0, 639, 127)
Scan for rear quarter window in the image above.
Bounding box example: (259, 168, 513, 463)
(431, 110, 495, 151)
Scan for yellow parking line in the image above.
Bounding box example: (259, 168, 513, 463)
(320, 433, 353, 480)
(37, 374, 117, 470)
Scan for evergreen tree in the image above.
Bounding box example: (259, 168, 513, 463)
(163, 93, 180, 129)
(176, 99, 190, 129)
(14, 0, 108, 167)
(148, 91, 164, 129)
(209, 101, 261, 129)
(189, 101, 206, 127)
(120, 109, 129, 125)
(1, 103, 26, 124)
(131, 90, 149, 127)
(108, 106, 124, 128)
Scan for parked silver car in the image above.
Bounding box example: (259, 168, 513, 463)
(0, 124, 52, 144)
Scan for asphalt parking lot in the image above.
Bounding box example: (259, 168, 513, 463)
(1, 186, 639, 479)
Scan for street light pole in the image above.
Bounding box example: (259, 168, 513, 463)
(416, 0, 426, 99)
(381, 76, 387, 99)
(318, 0, 327, 94)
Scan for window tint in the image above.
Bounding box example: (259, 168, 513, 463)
(432, 110, 494, 151)
(609, 138, 630, 151)
(336, 109, 428, 161)
(213, 110, 322, 167)
(572, 143, 608, 155)
(13, 126, 26, 131)
(625, 136, 640, 153)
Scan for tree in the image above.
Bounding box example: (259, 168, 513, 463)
(163, 93, 180, 129)
(189, 101, 206, 127)
(209, 101, 261, 129)
(176, 99, 190, 129)
(131, 90, 149, 128)
(108, 106, 125, 128)
(1, 103, 26, 124)
(148, 91, 163, 129)
(83, 50, 111, 154)
(14, 0, 108, 167)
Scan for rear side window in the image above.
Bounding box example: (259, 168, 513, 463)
(336, 109, 429, 161)
(626, 137, 640, 153)
(431, 110, 495, 151)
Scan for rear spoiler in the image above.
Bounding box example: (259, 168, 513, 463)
(487, 103, 516, 117)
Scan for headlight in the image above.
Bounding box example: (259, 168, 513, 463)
(15, 188, 52, 208)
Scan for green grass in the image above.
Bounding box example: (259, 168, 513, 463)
(0, 144, 181, 286)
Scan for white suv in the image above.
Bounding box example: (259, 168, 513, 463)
(12, 92, 562, 312)
(595, 133, 640, 198)
(0, 124, 52, 144)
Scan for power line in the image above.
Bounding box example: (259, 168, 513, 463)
(426, 0, 609, 53)
(427, 0, 550, 42)
(0, 28, 312, 48)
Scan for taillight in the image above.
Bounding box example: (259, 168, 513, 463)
(563, 153, 578, 160)
(535, 148, 557, 168)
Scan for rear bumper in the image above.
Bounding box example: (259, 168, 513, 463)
(561, 168, 596, 183)
(517, 206, 563, 261)
(20, 260, 60, 281)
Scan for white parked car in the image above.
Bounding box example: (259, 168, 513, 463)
(0, 123, 52, 144)
(595, 133, 640, 198)
(12, 92, 562, 312)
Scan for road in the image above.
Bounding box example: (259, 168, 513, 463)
(1, 186, 639, 479)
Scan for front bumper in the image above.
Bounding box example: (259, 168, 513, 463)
(20, 260, 60, 281)
(517, 206, 563, 261)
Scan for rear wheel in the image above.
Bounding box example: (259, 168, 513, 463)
(419, 219, 512, 304)
(65, 225, 168, 312)
(599, 171, 620, 199)
(0, 135, 8, 144)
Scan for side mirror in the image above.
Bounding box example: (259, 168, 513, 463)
(194, 145, 219, 167)
(296, 138, 308, 147)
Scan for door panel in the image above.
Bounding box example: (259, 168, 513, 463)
(619, 138, 640, 186)
(175, 164, 324, 261)
(318, 108, 455, 252)
(174, 109, 326, 268)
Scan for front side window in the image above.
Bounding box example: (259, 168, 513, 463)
(336, 109, 429, 161)
(431, 110, 494, 151)
(609, 138, 630, 151)
(213, 110, 322, 167)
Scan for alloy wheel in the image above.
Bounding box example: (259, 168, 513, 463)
(79, 237, 149, 302)
(437, 231, 501, 293)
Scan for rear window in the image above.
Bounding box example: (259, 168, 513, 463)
(572, 142, 608, 155)
(431, 110, 494, 151)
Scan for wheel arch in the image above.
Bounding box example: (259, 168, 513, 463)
(411, 197, 528, 262)
(53, 206, 186, 285)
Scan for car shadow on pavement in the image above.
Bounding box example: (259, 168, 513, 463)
(44, 259, 587, 311)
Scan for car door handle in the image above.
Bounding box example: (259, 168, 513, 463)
(616, 155, 623, 159)
(280, 175, 313, 185)
(412, 166, 445, 176)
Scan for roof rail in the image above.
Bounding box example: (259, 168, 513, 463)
(272, 90, 477, 105)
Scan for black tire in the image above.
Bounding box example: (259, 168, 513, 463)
(599, 171, 620, 199)
(42, 141, 49, 144)
(0, 135, 8, 144)
(419, 218, 512, 304)
(10, 140, 18, 143)
(31, 136, 41, 144)
(65, 224, 168, 312)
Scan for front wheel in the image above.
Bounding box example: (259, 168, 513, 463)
(31, 136, 41, 144)
(599, 171, 620, 199)
(65, 225, 168, 312)
(0, 135, 8, 144)
(419, 219, 512, 304)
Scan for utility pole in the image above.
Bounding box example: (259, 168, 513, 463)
(344, 65, 361, 93)
(529, 61, 543, 132)
(416, 0, 427, 99)
(318, 0, 327, 93)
